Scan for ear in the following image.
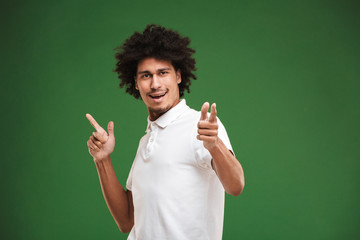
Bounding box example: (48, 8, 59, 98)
(134, 76, 139, 90)
(176, 69, 182, 84)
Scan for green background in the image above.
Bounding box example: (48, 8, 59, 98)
(1, 0, 359, 239)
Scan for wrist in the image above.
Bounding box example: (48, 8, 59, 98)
(94, 155, 115, 176)
(206, 137, 221, 152)
(209, 136, 229, 153)
(94, 154, 111, 164)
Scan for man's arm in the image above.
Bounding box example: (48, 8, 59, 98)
(197, 103, 245, 196)
(86, 114, 134, 233)
(94, 156, 134, 232)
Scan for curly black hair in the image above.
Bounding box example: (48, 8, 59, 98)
(114, 24, 197, 99)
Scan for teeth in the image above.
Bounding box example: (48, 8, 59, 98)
(150, 93, 166, 98)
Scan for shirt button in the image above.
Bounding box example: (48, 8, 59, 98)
(149, 138, 153, 142)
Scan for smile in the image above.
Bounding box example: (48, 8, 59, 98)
(149, 91, 167, 99)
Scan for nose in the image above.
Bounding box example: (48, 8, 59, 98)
(150, 74, 161, 89)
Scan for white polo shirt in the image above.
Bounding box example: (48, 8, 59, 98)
(126, 99, 233, 240)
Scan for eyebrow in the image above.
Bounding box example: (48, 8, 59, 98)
(137, 67, 172, 75)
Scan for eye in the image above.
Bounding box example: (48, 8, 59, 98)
(141, 74, 151, 79)
(160, 71, 168, 76)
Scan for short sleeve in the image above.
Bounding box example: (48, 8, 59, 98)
(217, 118, 233, 154)
(195, 116, 234, 170)
(126, 135, 147, 191)
(126, 162, 134, 191)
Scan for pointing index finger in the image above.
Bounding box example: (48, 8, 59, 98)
(209, 103, 217, 123)
(200, 102, 209, 121)
(86, 113, 103, 132)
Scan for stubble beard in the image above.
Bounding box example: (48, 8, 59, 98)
(148, 104, 172, 121)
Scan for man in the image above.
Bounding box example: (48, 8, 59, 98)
(86, 24, 245, 239)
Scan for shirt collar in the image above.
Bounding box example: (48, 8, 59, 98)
(146, 99, 189, 132)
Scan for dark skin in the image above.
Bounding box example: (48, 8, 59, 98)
(197, 102, 245, 196)
(86, 59, 245, 233)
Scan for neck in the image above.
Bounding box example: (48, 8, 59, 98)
(148, 99, 181, 121)
(149, 111, 164, 121)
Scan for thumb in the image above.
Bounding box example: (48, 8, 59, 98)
(108, 121, 114, 137)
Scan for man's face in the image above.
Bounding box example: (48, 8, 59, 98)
(135, 57, 181, 121)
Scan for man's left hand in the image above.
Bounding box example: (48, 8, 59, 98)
(197, 102, 218, 150)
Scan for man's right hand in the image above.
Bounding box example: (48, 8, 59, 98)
(86, 113, 115, 161)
